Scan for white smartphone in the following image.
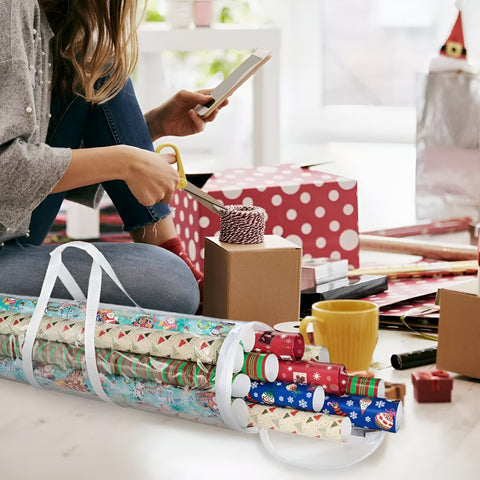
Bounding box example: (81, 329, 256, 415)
(194, 48, 272, 118)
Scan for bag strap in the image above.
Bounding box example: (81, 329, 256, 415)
(21, 241, 142, 403)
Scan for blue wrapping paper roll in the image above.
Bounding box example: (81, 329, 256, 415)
(0, 295, 236, 337)
(246, 380, 325, 412)
(321, 393, 402, 432)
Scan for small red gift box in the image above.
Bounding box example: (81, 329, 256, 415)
(411, 370, 453, 403)
(171, 164, 359, 270)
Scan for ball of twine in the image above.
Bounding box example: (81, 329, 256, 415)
(219, 205, 266, 244)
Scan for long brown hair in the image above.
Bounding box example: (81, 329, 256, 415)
(40, 0, 143, 103)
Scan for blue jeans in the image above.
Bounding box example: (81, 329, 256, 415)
(0, 80, 199, 313)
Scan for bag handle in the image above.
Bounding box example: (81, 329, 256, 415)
(21, 241, 143, 403)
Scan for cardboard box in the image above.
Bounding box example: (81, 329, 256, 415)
(203, 235, 302, 327)
(437, 278, 480, 379)
(171, 164, 359, 270)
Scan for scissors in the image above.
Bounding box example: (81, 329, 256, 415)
(155, 143, 227, 215)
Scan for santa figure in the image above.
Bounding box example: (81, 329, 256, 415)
(429, 11, 475, 73)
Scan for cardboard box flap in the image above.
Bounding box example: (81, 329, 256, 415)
(438, 277, 480, 297)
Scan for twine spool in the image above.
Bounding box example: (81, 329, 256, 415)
(219, 205, 266, 244)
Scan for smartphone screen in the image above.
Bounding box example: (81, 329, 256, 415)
(194, 49, 271, 118)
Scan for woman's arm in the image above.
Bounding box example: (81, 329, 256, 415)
(51, 145, 180, 206)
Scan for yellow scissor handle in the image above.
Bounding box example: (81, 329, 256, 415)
(155, 142, 187, 189)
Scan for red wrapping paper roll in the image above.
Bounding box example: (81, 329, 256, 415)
(253, 330, 305, 361)
(277, 360, 348, 395)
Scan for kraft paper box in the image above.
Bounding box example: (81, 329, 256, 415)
(437, 279, 480, 380)
(171, 164, 359, 270)
(203, 235, 302, 327)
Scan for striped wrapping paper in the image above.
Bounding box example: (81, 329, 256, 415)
(0, 334, 217, 390)
(346, 375, 385, 398)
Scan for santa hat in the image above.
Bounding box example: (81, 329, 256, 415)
(429, 10, 474, 73)
(440, 11, 467, 59)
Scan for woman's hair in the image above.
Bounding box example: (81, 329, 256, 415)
(40, 0, 144, 103)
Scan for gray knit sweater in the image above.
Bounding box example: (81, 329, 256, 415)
(0, 0, 72, 243)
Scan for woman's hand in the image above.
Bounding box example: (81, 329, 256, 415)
(54, 145, 181, 207)
(144, 89, 228, 141)
(122, 146, 180, 206)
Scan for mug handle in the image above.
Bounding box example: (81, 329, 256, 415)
(299, 316, 316, 345)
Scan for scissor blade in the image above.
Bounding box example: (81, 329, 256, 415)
(184, 182, 227, 215)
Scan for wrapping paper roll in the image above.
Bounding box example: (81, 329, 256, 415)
(274, 321, 314, 344)
(0, 355, 235, 426)
(0, 312, 240, 368)
(277, 360, 348, 395)
(0, 334, 250, 395)
(302, 345, 330, 363)
(241, 352, 279, 382)
(322, 394, 402, 433)
(253, 330, 305, 361)
(247, 380, 324, 412)
(390, 347, 437, 370)
(346, 376, 385, 398)
(247, 402, 351, 441)
(0, 296, 237, 337)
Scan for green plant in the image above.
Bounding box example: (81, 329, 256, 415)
(143, 0, 266, 85)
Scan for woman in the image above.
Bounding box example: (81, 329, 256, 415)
(0, 0, 225, 313)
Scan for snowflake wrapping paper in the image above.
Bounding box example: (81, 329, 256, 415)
(321, 394, 402, 432)
(246, 380, 325, 412)
(171, 164, 360, 270)
(277, 359, 348, 395)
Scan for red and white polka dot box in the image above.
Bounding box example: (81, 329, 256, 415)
(171, 163, 360, 269)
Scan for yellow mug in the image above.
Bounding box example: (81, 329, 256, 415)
(299, 299, 379, 372)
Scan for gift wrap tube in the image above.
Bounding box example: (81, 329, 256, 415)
(0, 355, 249, 428)
(246, 380, 325, 412)
(0, 295, 238, 338)
(0, 334, 250, 396)
(322, 393, 402, 433)
(390, 347, 437, 370)
(346, 375, 385, 398)
(241, 352, 279, 382)
(0, 311, 244, 370)
(253, 330, 305, 361)
(277, 360, 348, 395)
(246, 402, 351, 441)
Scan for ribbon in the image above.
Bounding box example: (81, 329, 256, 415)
(219, 205, 266, 244)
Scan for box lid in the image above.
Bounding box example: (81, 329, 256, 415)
(199, 163, 356, 194)
(206, 235, 302, 253)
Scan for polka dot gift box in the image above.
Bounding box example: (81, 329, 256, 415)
(171, 164, 359, 270)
